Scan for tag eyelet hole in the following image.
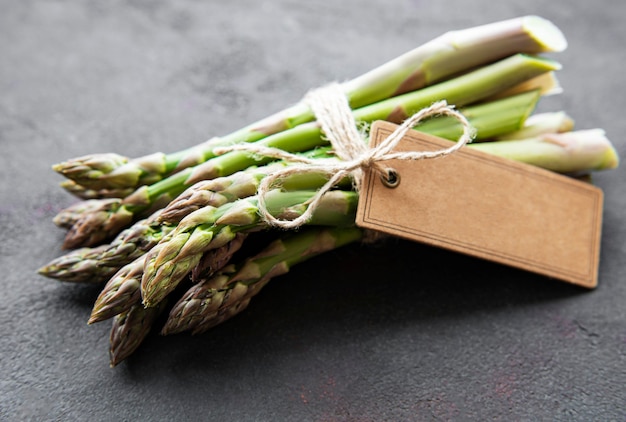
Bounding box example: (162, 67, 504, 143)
(380, 168, 400, 188)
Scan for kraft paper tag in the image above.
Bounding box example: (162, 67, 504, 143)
(356, 121, 603, 288)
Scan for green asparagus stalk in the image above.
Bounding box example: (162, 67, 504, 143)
(58, 54, 557, 249)
(494, 111, 574, 140)
(487, 71, 561, 101)
(37, 244, 111, 283)
(38, 244, 111, 284)
(52, 198, 121, 230)
(141, 189, 359, 308)
(89, 234, 247, 323)
(58, 142, 226, 192)
(162, 226, 363, 335)
(40, 211, 176, 283)
(109, 299, 168, 367)
(59, 200, 135, 249)
(412, 89, 540, 141)
(470, 129, 619, 173)
(53, 16, 567, 192)
(60, 180, 135, 200)
(52, 153, 129, 189)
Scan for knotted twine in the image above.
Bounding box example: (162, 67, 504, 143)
(214, 83, 475, 229)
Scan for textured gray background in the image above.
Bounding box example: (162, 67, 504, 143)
(1, 1, 625, 421)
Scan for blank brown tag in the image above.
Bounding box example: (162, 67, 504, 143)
(356, 121, 603, 288)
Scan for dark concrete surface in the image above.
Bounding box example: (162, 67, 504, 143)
(1, 1, 625, 420)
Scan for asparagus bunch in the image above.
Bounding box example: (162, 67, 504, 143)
(37, 16, 621, 367)
(90, 122, 618, 366)
(40, 126, 617, 287)
(56, 54, 561, 250)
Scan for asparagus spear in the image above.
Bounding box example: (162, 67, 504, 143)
(412, 89, 541, 141)
(37, 244, 112, 283)
(40, 211, 176, 283)
(58, 54, 557, 249)
(52, 198, 121, 230)
(487, 72, 561, 101)
(52, 153, 129, 189)
(53, 16, 567, 192)
(471, 129, 619, 173)
(162, 226, 363, 335)
(38, 244, 113, 284)
(60, 180, 134, 200)
(141, 189, 359, 308)
(494, 111, 574, 140)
